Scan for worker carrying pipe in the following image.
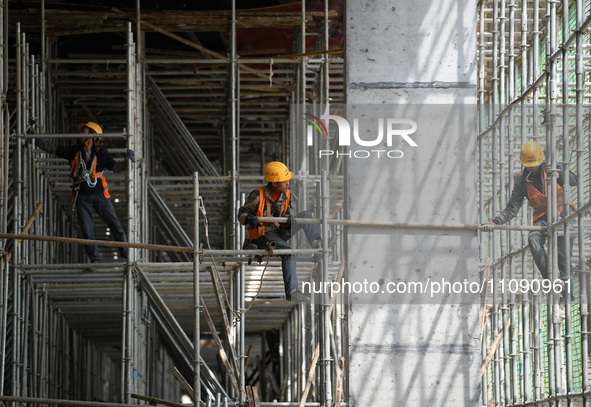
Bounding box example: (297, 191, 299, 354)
(481, 141, 577, 311)
(35, 122, 135, 264)
(238, 161, 327, 303)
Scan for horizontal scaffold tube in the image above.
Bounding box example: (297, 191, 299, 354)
(0, 232, 319, 256)
(130, 394, 188, 407)
(259, 403, 321, 407)
(0, 233, 193, 253)
(204, 249, 319, 255)
(0, 395, 155, 407)
(0, 222, 547, 256)
(27, 133, 128, 139)
(257, 216, 546, 231)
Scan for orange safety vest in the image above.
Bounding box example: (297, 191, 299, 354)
(525, 169, 574, 222)
(247, 187, 290, 240)
(70, 149, 110, 198)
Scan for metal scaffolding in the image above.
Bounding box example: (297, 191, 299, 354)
(0, 1, 347, 407)
(7, 0, 591, 405)
(478, 0, 591, 406)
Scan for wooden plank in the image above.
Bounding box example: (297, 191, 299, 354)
(266, 364, 281, 399)
(279, 375, 288, 402)
(205, 266, 241, 378)
(244, 345, 254, 372)
(480, 319, 510, 375)
(200, 296, 239, 394)
(3, 202, 44, 267)
(251, 387, 260, 407)
(298, 343, 320, 407)
(166, 370, 206, 407)
(479, 258, 491, 346)
(334, 356, 345, 406)
(131, 393, 186, 407)
(246, 387, 255, 407)
(170, 367, 194, 398)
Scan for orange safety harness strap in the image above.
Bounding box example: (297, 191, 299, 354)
(70, 148, 110, 198)
(526, 169, 574, 222)
(247, 187, 290, 240)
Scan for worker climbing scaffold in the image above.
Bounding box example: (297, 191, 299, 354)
(237, 161, 328, 303)
(35, 122, 136, 263)
(481, 140, 577, 314)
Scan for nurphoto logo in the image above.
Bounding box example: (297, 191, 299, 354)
(303, 108, 419, 159)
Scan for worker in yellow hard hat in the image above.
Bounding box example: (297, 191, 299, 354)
(36, 121, 135, 264)
(482, 141, 577, 311)
(238, 161, 323, 303)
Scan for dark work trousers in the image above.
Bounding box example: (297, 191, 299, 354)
(76, 193, 128, 262)
(527, 219, 574, 298)
(252, 210, 321, 295)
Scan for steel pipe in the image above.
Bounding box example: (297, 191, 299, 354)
(193, 172, 201, 405)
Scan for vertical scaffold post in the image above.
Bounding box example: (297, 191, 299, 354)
(193, 172, 201, 406)
(320, 170, 332, 406)
(122, 22, 137, 404)
(519, 0, 532, 402)
(575, 0, 590, 403)
(0, 0, 7, 395)
(229, 0, 239, 250)
(238, 194, 246, 404)
(506, 3, 520, 403)
(300, 0, 306, 106)
(490, 0, 502, 402)
(322, 0, 329, 107)
(478, 5, 490, 405)
(547, 1, 562, 402)
(532, 0, 543, 401)
(561, 0, 574, 401)
(12, 23, 24, 399)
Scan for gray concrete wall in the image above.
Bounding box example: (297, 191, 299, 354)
(345, 1, 480, 406)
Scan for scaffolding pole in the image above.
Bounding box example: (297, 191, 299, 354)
(0, 0, 8, 396)
(230, 0, 239, 251)
(478, 0, 591, 406)
(320, 170, 332, 407)
(561, 1, 574, 404)
(0, 10, 350, 407)
(575, 1, 590, 404)
(193, 172, 201, 406)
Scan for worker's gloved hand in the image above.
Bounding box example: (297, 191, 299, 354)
(245, 214, 259, 228)
(480, 222, 495, 232)
(35, 138, 57, 155)
(125, 149, 135, 162)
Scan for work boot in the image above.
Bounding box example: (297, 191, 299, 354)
(287, 289, 310, 303)
(311, 235, 338, 249)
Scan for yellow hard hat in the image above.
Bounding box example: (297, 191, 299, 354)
(78, 122, 103, 144)
(519, 141, 544, 167)
(78, 121, 103, 135)
(264, 161, 293, 182)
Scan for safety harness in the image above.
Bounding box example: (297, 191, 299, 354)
(247, 186, 290, 240)
(526, 169, 575, 222)
(69, 149, 110, 211)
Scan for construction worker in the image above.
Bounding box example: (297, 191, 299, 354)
(36, 122, 135, 263)
(238, 161, 323, 303)
(483, 141, 577, 304)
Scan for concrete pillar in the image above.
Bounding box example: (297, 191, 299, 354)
(345, 1, 480, 406)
